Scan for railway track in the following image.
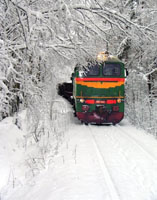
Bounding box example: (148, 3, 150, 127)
(88, 126, 121, 200)
(116, 124, 157, 162)
(86, 123, 157, 200)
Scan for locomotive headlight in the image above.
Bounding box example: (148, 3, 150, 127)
(80, 98, 85, 103)
(117, 98, 121, 103)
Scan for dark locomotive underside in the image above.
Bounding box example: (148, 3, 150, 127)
(76, 110, 124, 125)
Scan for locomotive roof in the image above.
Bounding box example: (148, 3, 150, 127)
(97, 52, 121, 62)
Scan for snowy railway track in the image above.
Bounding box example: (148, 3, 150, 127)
(88, 126, 121, 200)
(86, 123, 157, 200)
(116, 124, 157, 162)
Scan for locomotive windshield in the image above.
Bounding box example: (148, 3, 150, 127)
(103, 63, 121, 76)
(80, 64, 100, 77)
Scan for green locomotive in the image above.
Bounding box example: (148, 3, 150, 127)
(71, 52, 127, 125)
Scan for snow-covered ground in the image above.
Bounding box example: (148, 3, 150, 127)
(0, 113, 26, 196)
(1, 100, 157, 200)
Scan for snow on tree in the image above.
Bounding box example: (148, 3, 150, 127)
(0, 0, 157, 137)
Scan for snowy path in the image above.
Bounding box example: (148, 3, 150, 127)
(89, 124, 157, 200)
(3, 118, 157, 200)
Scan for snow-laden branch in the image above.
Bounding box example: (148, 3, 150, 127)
(0, 80, 9, 93)
(73, 4, 154, 40)
(145, 68, 157, 76)
(84, 14, 110, 38)
(42, 43, 76, 50)
(93, 12, 129, 35)
(116, 37, 132, 59)
(16, 8, 28, 48)
(9, 0, 30, 32)
(73, 18, 108, 42)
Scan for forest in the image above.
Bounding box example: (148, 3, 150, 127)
(0, 0, 157, 141)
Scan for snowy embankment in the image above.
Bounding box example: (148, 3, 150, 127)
(0, 113, 26, 194)
(1, 98, 157, 200)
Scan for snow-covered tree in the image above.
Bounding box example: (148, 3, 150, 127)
(0, 0, 157, 136)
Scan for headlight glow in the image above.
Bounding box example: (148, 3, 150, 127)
(80, 99, 85, 103)
(117, 98, 121, 103)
